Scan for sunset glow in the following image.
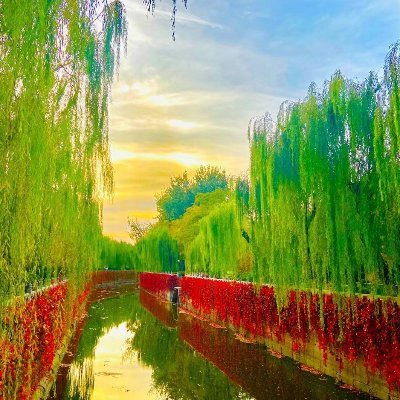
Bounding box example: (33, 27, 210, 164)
(103, 0, 399, 242)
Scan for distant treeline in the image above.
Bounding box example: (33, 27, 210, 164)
(131, 166, 251, 277)
(101, 237, 135, 270)
(133, 43, 400, 296)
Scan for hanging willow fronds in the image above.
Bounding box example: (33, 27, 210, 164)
(143, 0, 188, 40)
(0, 0, 129, 302)
(247, 42, 400, 296)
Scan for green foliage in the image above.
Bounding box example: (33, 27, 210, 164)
(132, 224, 180, 273)
(156, 166, 228, 221)
(247, 44, 400, 295)
(192, 165, 229, 195)
(186, 199, 252, 278)
(133, 184, 251, 276)
(137, 179, 249, 277)
(157, 172, 194, 221)
(169, 188, 228, 253)
(235, 177, 250, 224)
(0, 0, 128, 302)
(100, 237, 135, 270)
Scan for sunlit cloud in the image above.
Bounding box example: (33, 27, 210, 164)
(102, 0, 397, 242)
(167, 152, 203, 166)
(110, 143, 204, 167)
(167, 119, 199, 129)
(147, 94, 170, 106)
(110, 148, 136, 163)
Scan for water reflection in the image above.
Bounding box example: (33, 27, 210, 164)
(51, 288, 371, 400)
(179, 314, 366, 400)
(139, 289, 178, 328)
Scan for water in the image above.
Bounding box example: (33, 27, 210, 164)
(51, 286, 373, 400)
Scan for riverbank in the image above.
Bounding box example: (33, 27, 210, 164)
(49, 286, 371, 399)
(0, 270, 136, 400)
(140, 272, 400, 399)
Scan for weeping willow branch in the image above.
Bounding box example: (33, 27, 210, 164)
(246, 42, 400, 296)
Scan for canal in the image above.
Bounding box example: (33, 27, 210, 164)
(50, 286, 372, 399)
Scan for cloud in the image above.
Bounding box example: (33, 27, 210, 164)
(125, 1, 224, 30)
(103, 0, 397, 242)
(167, 119, 199, 129)
(102, 157, 199, 241)
(110, 143, 205, 167)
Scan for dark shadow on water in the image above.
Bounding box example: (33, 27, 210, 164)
(50, 286, 374, 400)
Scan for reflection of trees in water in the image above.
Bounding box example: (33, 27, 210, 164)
(138, 289, 178, 328)
(59, 291, 245, 400)
(132, 293, 369, 400)
(74, 294, 139, 363)
(178, 315, 370, 400)
(55, 291, 366, 400)
(64, 359, 95, 400)
(56, 293, 140, 400)
(129, 293, 246, 400)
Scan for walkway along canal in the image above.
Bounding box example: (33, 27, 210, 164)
(49, 281, 373, 399)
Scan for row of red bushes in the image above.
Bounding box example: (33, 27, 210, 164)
(0, 282, 91, 400)
(180, 276, 400, 391)
(0, 269, 133, 399)
(91, 269, 136, 286)
(139, 272, 180, 298)
(0, 270, 138, 399)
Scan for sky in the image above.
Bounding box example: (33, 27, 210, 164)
(102, 0, 400, 242)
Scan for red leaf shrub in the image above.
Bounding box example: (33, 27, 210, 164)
(139, 272, 180, 298)
(181, 276, 400, 391)
(0, 282, 91, 399)
(91, 270, 136, 285)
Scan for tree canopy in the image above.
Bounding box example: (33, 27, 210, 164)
(100, 237, 136, 270)
(0, 0, 129, 300)
(156, 166, 228, 221)
(137, 43, 400, 296)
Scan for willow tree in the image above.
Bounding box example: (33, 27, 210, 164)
(0, 0, 188, 297)
(0, 1, 189, 397)
(186, 199, 252, 279)
(245, 43, 400, 296)
(132, 224, 180, 273)
(0, 0, 130, 304)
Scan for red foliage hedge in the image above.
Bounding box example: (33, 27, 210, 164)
(181, 276, 400, 391)
(0, 282, 91, 400)
(91, 270, 136, 285)
(139, 272, 180, 297)
(0, 270, 137, 399)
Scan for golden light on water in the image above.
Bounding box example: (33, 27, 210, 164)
(67, 323, 160, 399)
